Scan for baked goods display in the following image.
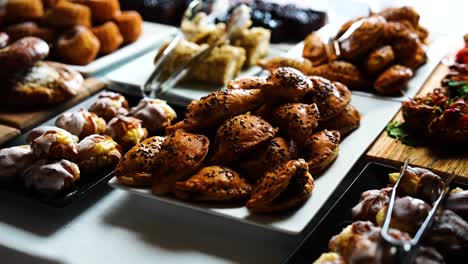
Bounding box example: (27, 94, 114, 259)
(88, 91, 129, 122)
(312, 166, 468, 264)
(77, 134, 122, 174)
(116, 67, 361, 214)
(55, 108, 106, 138)
(257, 6, 428, 95)
(127, 98, 177, 134)
(104, 115, 148, 151)
(0, 0, 143, 65)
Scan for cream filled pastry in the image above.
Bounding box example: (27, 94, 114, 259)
(77, 134, 122, 174)
(104, 115, 148, 150)
(128, 98, 177, 133)
(55, 108, 106, 138)
(88, 92, 129, 121)
(0, 145, 35, 183)
(26, 126, 79, 144)
(31, 129, 79, 161)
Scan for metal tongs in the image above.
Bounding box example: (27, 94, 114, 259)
(378, 159, 456, 264)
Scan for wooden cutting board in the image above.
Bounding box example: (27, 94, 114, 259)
(0, 124, 20, 146)
(366, 63, 468, 183)
(0, 78, 106, 131)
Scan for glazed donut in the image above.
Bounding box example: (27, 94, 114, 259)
(55, 109, 107, 138)
(5, 0, 44, 23)
(0, 32, 8, 49)
(114, 11, 143, 44)
(0, 37, 49, 77)
(91, 22, 123, 55)
(5, 22, 56, 44)
(57, 26, 100, 65)
(0, 145, 35, 183)
(44, 1, 91, 28)
(73, 0, 120, 23)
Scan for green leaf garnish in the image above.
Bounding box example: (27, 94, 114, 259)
(448, 81, 468, 87)
(386, 121, 417, 146)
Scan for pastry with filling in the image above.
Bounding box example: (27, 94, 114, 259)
(88, 92, 129, 122)
(77, 134, 122, 174)
(303, 130, 340, 175)
(31, 129, 79, 161)
(104, 115, 148, 150)
(55, 109, 106, 139)
(0, 145, 35, 183)
(128, 98, 177, 134)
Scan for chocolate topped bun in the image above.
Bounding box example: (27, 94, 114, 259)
(27, 126, 79, 144)
(0, 37, 49, 78)
(104, 115, 148, 150)
(0, 145, 35, 183)
(128, 98, 177, 133)
(55, 109, 106, 139)
(89, 92, 129, 121)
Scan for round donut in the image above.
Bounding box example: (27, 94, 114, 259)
(5, 0, 44, 23)
(92, 21, 123, 55)
(44, 1, 91, 28)
(114, 11, 143, 44)
(0, 37, 49, 77)
(57, 26, 100, 65)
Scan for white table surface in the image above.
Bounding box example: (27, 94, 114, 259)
(1, 1, 467, 263)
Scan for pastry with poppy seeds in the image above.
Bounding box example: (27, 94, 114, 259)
(306, 77, 351, 121)
(319, 104, 361, 137)
(303, 130, 340, 175)
(273, 103, 319, 145)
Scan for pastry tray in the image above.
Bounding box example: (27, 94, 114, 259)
(282, 162, 467, 264)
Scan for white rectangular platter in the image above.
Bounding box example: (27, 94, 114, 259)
(69, 22, 177, 76)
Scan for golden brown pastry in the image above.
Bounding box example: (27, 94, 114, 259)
(57, 26, 100, 66)
(166, 89, 263, 133)
(174, 166, 252, 202)
(303, 32, 328, 65)
(114, 11, 142, 44)
(5, 22, 55, 44)
(379, 6, 420, 27)
(104, 115, 148, 150)
(374, 64, 413, 95)
(210, 114, 276, 164)
(273, 103, 319, 145)
(5, 0, 44, 23)
(240, 137, 297, 182)
(319, 105, 361, 137)
(383, 22, 423, 68)
(44, 1, 91, 28)
(2, 61, 84, 108)
(91, 21, 123, 55)
(307, 61, 367, 90)
(21, 159, 80, 194)
(152, 130, 209, 195)
(41, 0, 61, 9)
(31, 129, 79, 161)
(88, 92, 129, 122)
(26, 126, 79, 144)
(303, 130, 340, 175)
(257, 57, 314, 75)
(77, 134, 122, 174)
(364, 45, 395, 74)
(313, 253, 345, 264)
(227, 76, 267, 90)
(55, 109, 106, 139)
(72, 0, 120, 23)
(128, 98, 177, 134)
(246, 159, 314, 213)
(115, 136, 165, 187)
(0, 145, 35, 183)
(0, 37, 49, 76)
(306, 76, 351, 121)
(263, 67, 314, 102)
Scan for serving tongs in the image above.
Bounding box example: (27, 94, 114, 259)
(378, 160, 456, 264)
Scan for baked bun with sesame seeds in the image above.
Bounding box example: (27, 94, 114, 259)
(262, 67, 314, 102)
(303, 130, 341, 175)
(227, 76, 267, 90)
(319, 105, 361, 138)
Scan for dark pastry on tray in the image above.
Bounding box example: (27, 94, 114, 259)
(72, 0, 121, 23)
(374, 64, 413, 95)
(263, 67, 314, 102)
(56, 26, 100, 65)
(166, 88, 263, 133)
(303, 130, 340, 175)
(257, 57, 315, 75)
(152, 129, 209, 195)
(352, 187, 392, 224)
(44, 1, 91, 28)
(21, 159, 80, 194)
(114, 11, 143, 44)
(0, 37, 49, 77)
(91, 21, 123, 55)
(104, 115, 148, 150)
(0, 145, 35, 183)
(55, 109, 107, 139)
(428, 209, 468, 254)
(446, 188, 468, 222)
(302, 32, 328, 66)
(174, 166, 252, 202)
(319, 104, 361, 137)
(210, 114, 276, 164)
(115, 136, 165, 187)
(5, 0, 44, 23)
(77, 134, 122, 174)
(364, 45, 395, 74)
(128, 98, 177, 134)
(27, 126, 79, 144)
(227, 76, 267, 90)
(88, 92, 129, 122)
(246, 159, 314, 213)
(5, 22, 56, 44)
(273, 103, 319, 145)
(306, 61, 367, 90)
(2, 61, 83, 108)
(31, 129, 79, 161)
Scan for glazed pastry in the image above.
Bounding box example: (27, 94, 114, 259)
(22, 159, 80, 194)
(44, 1, 91, 28)
(319, 104, 361, 137)
(307, 61, 367, 90)
(5, 22, 55, 44)
(128, 98, 177, 134)
(166, 89, 263, 133)
(429, 209, 468, 254)
(240, 137, 297, 182)
(364, 45, 395, 74)
(88, 92, 129, 122)
(3, 61, 83, 108)
(152, 130, 209, 195)
(303, 130, 340, 175)
(0, 145, 35, 183)
(26, 126, 79, 144)
(246, 159, 314, 213)
(303, 32, 328, 65)
(351, 187, 392, 224)
(115, 136, 165, 187)
(273, 103, 319, 145)
(257, 57, 315, 75)
(174, 166, 252, 202)
(374, 65, 413, 95)
(31, 129, 79, 161)
(313, 253, 345, 264)
(0, 37, 49, 77)
(91, 21, 123, 55)
(210, 114, 276, 164)
(263, 67, 314, 102)
(306, 76, 352, 121)
(5, 0, 44, 23)
(55, 109, 106, 138)
(104, 115, 148, 150)
(77, 134, 122, 174)
(0, 32, 8, 49)
(73, 0, 120, 23)
(227, 76, 267, 90)
(114, 11, 143, 44)
(57, 26, 100, 65)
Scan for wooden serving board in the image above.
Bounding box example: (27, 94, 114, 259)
(366, 63, 468, 183)
(0, 124, 20, 146)
(0, 78, 106, 131)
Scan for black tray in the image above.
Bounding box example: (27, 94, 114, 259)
(282, 162, 467, 264)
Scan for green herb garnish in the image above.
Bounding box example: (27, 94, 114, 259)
(386, 121, 417, 146)
(448, 81, 468, 87)
(457, 85, 468, 98)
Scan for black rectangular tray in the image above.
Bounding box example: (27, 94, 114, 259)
(282, 162, 468, 264)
